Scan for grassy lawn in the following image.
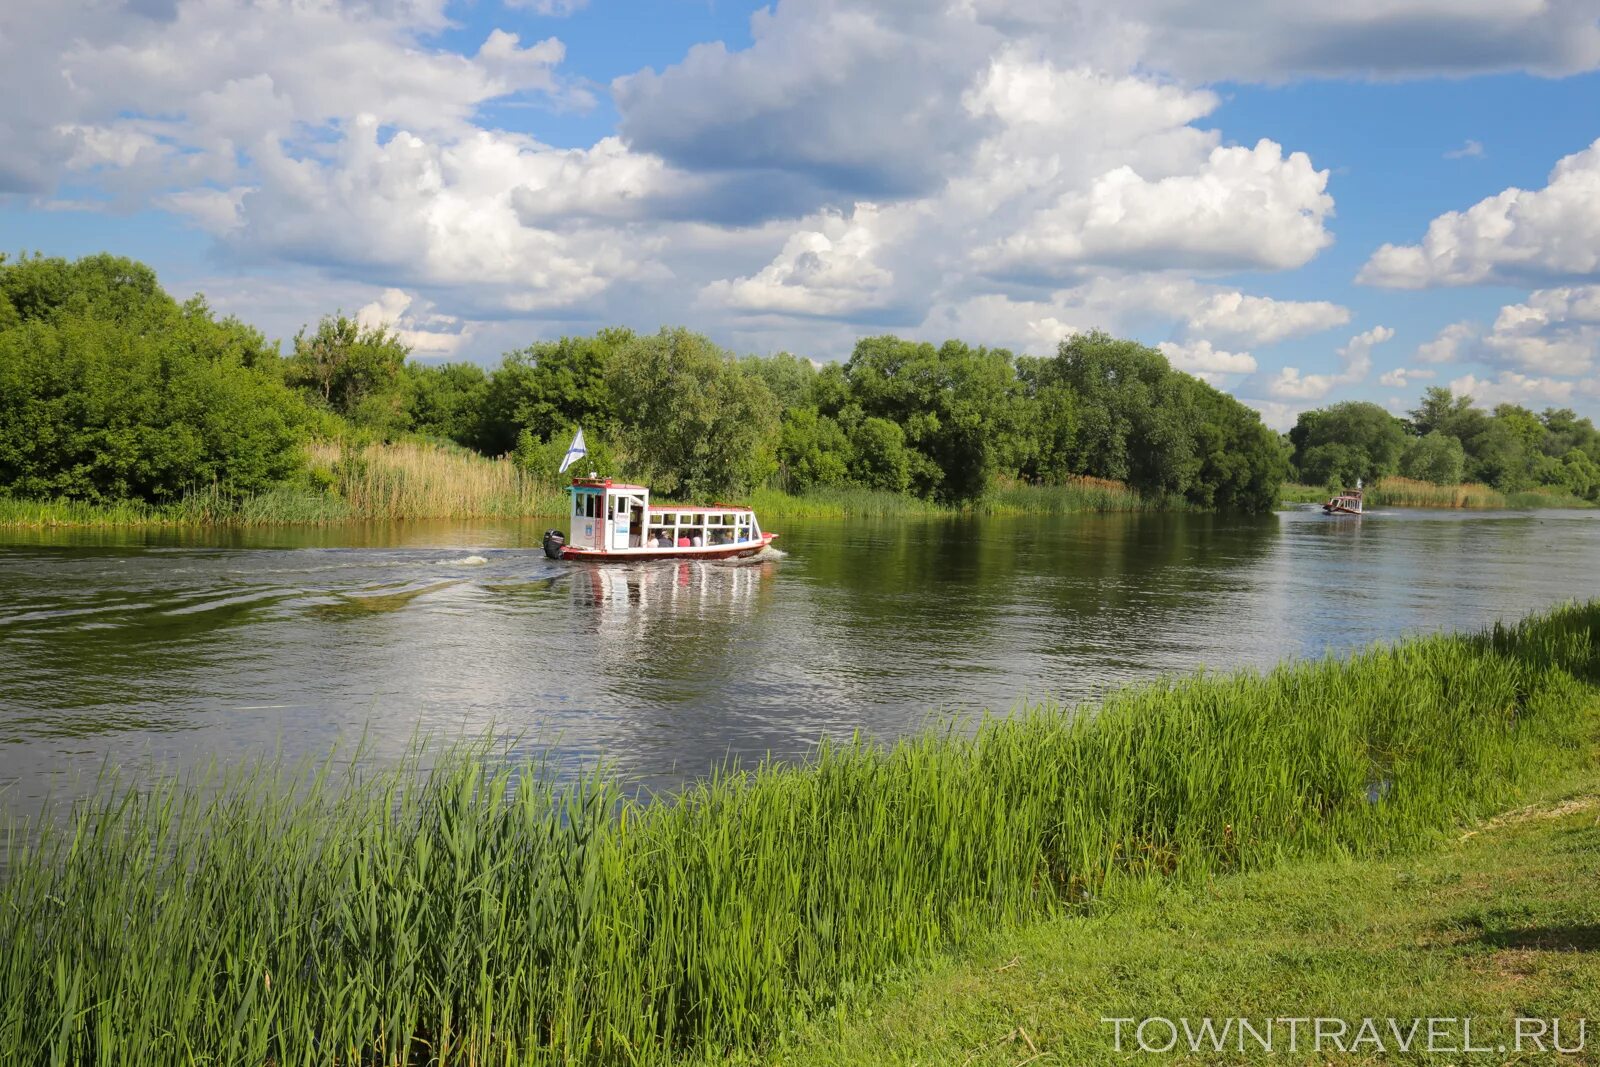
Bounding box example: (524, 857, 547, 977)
(734, 781, 1600, 1065)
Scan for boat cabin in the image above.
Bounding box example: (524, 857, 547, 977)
(1322, 487, 1364, 515)
(564, 478, 765, 556)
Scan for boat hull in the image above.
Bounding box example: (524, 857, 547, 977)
(1322, 504, 1362, 515)
(559, 534, 777, 562)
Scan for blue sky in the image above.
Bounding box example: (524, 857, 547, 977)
(3, 0, 1599, 428)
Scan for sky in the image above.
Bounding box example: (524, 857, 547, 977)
(2, 0, 1599, 430)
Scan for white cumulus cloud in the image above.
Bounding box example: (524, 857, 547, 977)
(979, 140, 1334, 277)
(1359, 138, 1600, 288)
(1155, 339, 1256, 385)
(1268, 325, 1393, 400)
(1378, 367, 1434, 388)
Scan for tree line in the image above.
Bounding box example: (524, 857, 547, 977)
(1287, 392, 1600, 501)
(1, 253, 1293, 513)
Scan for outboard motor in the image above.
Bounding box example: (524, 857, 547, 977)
(542, 529, 566, 560)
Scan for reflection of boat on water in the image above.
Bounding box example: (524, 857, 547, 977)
(570, 559, 772, 618)
(544, 477, 778, 562)
(1322, 480, 1364, 515)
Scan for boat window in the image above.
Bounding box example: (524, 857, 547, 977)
(573, 494, 583, 517)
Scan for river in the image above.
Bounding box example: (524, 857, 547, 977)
(2, 506, 1598, 810)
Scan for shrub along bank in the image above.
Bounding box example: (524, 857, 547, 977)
(2, 603, 1597, 1064)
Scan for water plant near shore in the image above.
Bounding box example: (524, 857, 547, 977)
(1, 604, 1597, 1064)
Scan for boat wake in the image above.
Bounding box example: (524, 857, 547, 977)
(433, 555, 488, 566)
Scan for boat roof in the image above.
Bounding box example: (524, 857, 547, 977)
(569, 478, 649, 491)
(568, 477, 756, 511)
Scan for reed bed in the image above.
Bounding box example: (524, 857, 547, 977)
(749, 477, 1154, 520)
(308, 440, 567, 519)
(3, 603, 1597, 1065)
(980, 475, 1154, 514)
(1368, 476, 1506, 509)
(1278, 482, 1329, 505)
(745, 486, 949, 520)
(0, 486, 352, 528)
(1503, 486, 1594, 509)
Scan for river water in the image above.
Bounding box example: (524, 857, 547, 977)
(2, 506, 1598, 810)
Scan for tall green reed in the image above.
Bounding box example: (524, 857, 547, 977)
(2, 603, 1596, 1064)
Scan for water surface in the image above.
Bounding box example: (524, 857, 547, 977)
(2, 507, 1597, 807)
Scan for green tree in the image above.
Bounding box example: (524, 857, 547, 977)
(844, 336, 1026, 501)
(1289, 402, 1407, 485)
(286, 315, 411, 432)
(776, 407, 851, 491)
(478, 329, 629, 456)
(607, 328, 781, 498)
(408, 362, 490, 447)
(740, 352, 818, 410)
(1557, 449, 1600, 500)
(1399, 430, 1466, 484)
(1014, 355, 1080, 484)
(847, 417, 914, 493)
(0, 259, 307, 504)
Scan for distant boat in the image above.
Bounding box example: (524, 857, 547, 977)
(1322, 482, 1364, 515)
(544, 477, 778, 561)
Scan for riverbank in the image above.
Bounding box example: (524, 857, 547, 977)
(734, 782, 1599, 1066)
(3, 602, 1596, 1063)
(0, 441, 1163, 529)
(1282, 477, 1594, 510)
(0, 439, 565, 528)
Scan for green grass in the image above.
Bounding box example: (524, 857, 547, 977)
(3, 603, 1598, 1064)
(1504, 486, 1595, 509)
(1281, 477, 1595, 511)
(750, 478, 1157, 520)
(0, 485, 353, 527)
(979, 477, 1158, 515)
(1279, 482, 1329, 505)
(745, 485, 951, 520)
(0, 440, 569, 528)
(735, 784, 1600, 1066)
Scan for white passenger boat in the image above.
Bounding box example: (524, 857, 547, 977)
(1322, 477, 1364, 515)
(544, 477, 777, 561)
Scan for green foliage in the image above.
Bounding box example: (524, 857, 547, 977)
(1289, 401, 1407, 486)
(478, 329, 630, 455)
(0, 256, 307, 504)
(1278, 387, 1600, 503)
(0, 251, 1297, 519)
(776, 406, 851, 491)
(1399, 430, 1466, 484)
(510, 426, 622, 484)
(608, 328, 781, 498)
(285, 314, 411, 433)
(844, 336, 1028, 502)
(1028, 332, 1283, 511)
(740, 351, 818, 410)
(407, 361, 490, 446)
(1558, 448, 1600, 499)
(3, 603, 1595, 1062)
(848, 416, 914, 493)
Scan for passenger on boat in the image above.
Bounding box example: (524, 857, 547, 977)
(691, 533, 703, 547)
(676, 534, 690, 548)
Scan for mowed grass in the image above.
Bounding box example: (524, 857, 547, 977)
(737, 788, 1600, 1066)
(2, 604, 1599, 1064)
